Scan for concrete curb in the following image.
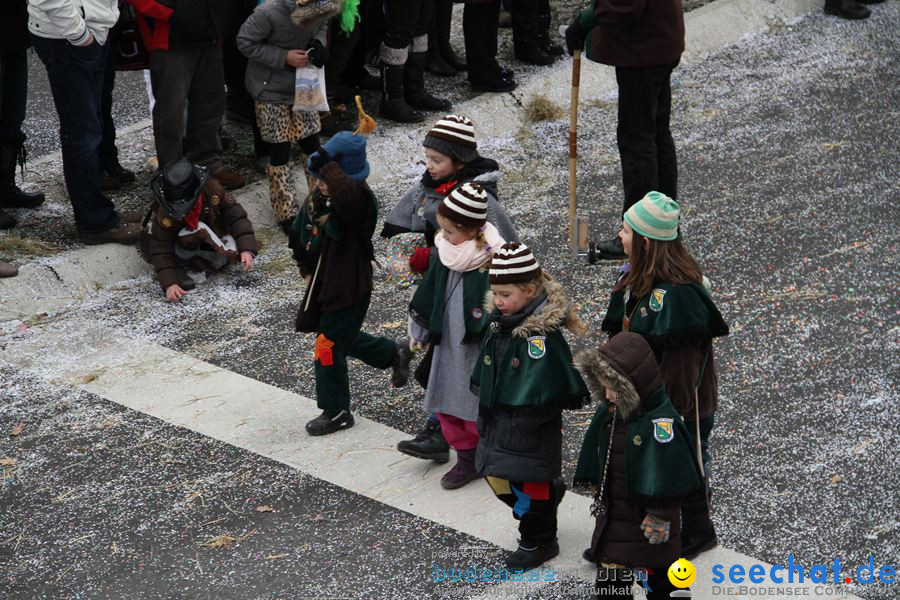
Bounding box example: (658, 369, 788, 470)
(0, 0, 820, 321)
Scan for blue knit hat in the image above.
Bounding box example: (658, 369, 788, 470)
(308, 131, 370, 181)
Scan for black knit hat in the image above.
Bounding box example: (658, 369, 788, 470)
(437, 182, 488, 229)
(489, 243, 542, 285)
(423, 115, 478, 164)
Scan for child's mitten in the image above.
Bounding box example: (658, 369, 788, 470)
(641, 513, 671, 545)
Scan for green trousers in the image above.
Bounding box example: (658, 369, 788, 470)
(314, 292, 397, 412)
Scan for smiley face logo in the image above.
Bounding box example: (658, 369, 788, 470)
(668, 558, 697, 588)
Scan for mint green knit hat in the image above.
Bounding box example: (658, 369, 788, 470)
(624, 191, 680, 241)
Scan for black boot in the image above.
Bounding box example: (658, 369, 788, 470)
(175, 267, 196, 291)
(427, 22, 457, 77)
(0, 208, 16, 229)
(0, 133, 45, 209)
(536, 0, 564, 56)
(404, 52, 452, 112)
(380, 64, 425, 123)
(506, 539, 559, 570)
(511, 5, 555, 66)
(824, 0, 871, 18)
(435, 0, 466, 71)
(681, 525, 718, 559)
(397, 419, 450, 463)
(102, 159, 136, 184)
(391, 345, 413, 387)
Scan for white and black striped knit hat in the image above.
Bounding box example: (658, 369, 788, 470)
(423, 115, 478, 164)
(438, 182, 488, 229)
(489, 243, 542, 285)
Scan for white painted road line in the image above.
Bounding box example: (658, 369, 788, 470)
(4, 321, 862, 599)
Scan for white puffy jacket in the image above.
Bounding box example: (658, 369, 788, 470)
(27, 0, 119, 46)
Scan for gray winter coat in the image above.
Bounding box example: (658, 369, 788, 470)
(382, 159, 519, 245)
(409, 270, 482, 422)
(236, 0, 337, 104)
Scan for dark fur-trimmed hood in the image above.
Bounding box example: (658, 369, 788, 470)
(484, 272, 587, 339)
(575, 332, 663, 422)
(289, 0, 343, 25)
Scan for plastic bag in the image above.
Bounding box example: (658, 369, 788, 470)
(384, 232, 428, 289)
(293, 66, 329, 112)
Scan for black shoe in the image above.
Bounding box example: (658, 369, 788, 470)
(0, 208, 17, 229)
(539, 39, 565, 56)
(78, 221, 141, 245)
(593, 236, 626, 260)
(0, 186, 45, 209)
(426, 48, 457, 77)
(391, 345, 412, 388)
(499, 66, 514, 80)
(471, 76, 517, 93)
(380, 64, 425, 123)
(404, 52, 452, 111)
(101, 174, 124, 191)
(305, 409, 355, 436)
(505, 539, 559, 571)
(397, 419, 450, 463)
(582, 547, 596, 563)
(681, 528, 719, 559)
(175, 267, 196, 291)
(824, 0, 871, 18)
(278, 219, 293, 236)
(104, 161, 136, 184)
(514, 46, 556, 66)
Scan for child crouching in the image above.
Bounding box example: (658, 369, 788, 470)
(472, 243, 589, 570)
(143, 159, 258, 301)
(574, 332, 702, 599)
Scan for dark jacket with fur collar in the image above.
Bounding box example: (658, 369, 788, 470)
(473, 274, 589, 482)
(574, 332, 701, 568)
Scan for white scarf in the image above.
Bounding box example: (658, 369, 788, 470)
(434, 222, 505, 273)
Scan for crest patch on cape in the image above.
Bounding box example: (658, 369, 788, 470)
(652, 418, 674, 443)
(527, 336, 546, 360)
(471, 307, 483, 320)
(649, 288, 667, 312)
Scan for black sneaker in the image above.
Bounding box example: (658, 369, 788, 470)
(681, 528, 719, 559)
(593, 236, 627, 260)
(397, 419, 450, 463)
(305, 409, 355, 436)
(505, 539, 559, 571)
(582, 547, 596, 563)
(391, 345, 412, 388)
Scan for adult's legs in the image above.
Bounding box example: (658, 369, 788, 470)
(464, 0, 513, 91)
(654, 62, 678, 201)
(184, 46, 226, 175)
(0, 47, 45, 218)
(149, 48, 195, 170)
(31, 36, 119, 233)
(99, 42, 119, 171)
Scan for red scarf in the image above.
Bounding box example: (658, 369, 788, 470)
(184, 193, 204, 230)
(434, 180, 459, 197)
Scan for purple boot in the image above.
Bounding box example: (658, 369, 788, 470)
(440, 448, 479, 490)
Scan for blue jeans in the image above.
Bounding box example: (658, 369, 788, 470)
(31, 35, 118, 233)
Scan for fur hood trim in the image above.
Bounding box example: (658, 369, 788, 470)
(290, 0, 343, 25)
(484, 273, 587, 338)
(574, 348, 641, 422)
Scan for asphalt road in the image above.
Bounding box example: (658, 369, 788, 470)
(2, 4, 898, 600)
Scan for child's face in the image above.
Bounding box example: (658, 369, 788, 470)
(618, 221, 634, 257)
(425, 148, 463, 181)
(316, 179, 330, 196)
(492, 283, 538, 316)
(605, 386, 619, 404)
(437, 213, 477, 246)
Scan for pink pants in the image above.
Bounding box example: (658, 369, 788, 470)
(436, 412, 479, 451)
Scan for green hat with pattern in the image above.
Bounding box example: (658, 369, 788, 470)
(624, 191, 680, 241)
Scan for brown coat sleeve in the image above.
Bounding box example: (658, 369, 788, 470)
(658, 340, 716, 419)
(219, 193, 259, 255)
(149, 209, 179, 291)
(317, 162, 369, 228)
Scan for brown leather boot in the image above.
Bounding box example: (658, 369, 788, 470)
(78, 221, 141, 245)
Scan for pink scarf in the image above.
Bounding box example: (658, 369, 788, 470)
(434, 222, 505, 272)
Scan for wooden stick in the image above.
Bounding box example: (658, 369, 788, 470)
(568, 50, 582, 249)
